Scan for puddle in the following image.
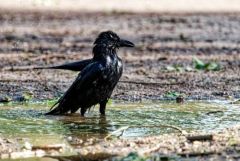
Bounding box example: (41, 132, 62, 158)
(0, 100, 240, 145)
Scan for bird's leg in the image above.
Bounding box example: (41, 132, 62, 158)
(99, 100, 107, 115)
(80, 108, 87, 116)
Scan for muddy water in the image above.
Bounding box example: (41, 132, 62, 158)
(0, 100, 239, 143)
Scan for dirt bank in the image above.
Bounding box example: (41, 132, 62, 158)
(0, 11, 239, 102)
(1, 125, 240, 160)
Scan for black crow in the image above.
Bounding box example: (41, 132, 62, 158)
(46, 31, 134, 116)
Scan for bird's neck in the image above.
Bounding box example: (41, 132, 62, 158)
(92, 44, 116, 60)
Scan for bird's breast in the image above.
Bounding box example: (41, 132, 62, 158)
(102, 55, 122, 80)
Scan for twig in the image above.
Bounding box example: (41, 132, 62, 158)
(179, 151, 219, 157)
(206, 111, 224, 115)
(104, 124, 187, 141)
(0, 79, 183, 86)
(104, 126, 129, 141)
(1, 67, 183, 86)
(137, 125, 187, 134)
(1, 66, 184, 86)
(1, 66, 48, 71)
(119, 80, 184, 86)
(32, 144, 64, 151)
(186, 134, 213, 142)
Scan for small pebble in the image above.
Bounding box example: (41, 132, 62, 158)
(67, 136, 73, 141)
(35, 150, 46, 157)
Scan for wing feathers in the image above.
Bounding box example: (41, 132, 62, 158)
(45, 62, 102, 115)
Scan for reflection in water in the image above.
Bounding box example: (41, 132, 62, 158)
(59, 115, 111, 140)
(0, 101, 239, 161)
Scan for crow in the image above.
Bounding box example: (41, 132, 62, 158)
(46, 31, 134, 116)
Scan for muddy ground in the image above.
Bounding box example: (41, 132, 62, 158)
(0, 11, 239, 101)
(1, 125, 240, 160)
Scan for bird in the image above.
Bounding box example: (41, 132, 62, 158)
(46, 31, 134, 116)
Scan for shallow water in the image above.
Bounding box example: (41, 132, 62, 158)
(0, 100, 239, 145)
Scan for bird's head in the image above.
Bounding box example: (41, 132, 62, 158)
(94, 31, 134, 50)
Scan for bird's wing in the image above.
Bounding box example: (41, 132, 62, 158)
(34, 59, 92, 71)
(45, 62, 103, 115)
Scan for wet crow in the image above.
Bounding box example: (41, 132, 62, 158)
(46, 31, 134, 116)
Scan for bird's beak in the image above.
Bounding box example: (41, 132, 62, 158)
(119, 39, 135, 47)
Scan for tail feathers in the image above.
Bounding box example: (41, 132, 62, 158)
(45, 99, 71, 115)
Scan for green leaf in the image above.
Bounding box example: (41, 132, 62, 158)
(205, 62, 221, 71)
(193, 57, 205, 70)
(193, 57, 221, 71)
